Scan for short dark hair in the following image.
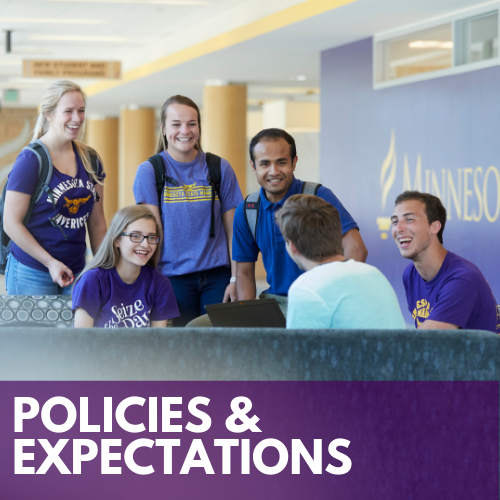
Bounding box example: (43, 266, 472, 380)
(276, 194, 343, 261)
(249, 128, 297, 164)
(394, 191, 447, 244)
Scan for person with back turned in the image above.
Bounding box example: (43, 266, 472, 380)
(187, 128, 368, 327)
(277, 194, 405, 329)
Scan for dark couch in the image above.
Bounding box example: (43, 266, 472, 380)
(0, 327, 497, 381)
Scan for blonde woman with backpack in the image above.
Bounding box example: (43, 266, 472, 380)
(3, 80, 106, 295)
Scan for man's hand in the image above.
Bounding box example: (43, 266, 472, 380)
(223, 282, 236, 302)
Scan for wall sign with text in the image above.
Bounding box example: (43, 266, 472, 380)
(23, 60, 121, 80)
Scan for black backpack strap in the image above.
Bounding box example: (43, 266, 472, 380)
(148, 154, 166, 208)
(89, 151, 101, 201)
(0, 183, 11, 248)
(244, 191, 261, 242)
(206, 152, 222, 238)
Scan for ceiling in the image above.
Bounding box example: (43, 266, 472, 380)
(0, 0, 494, 114)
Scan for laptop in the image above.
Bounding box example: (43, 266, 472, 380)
(205, 299, 286, 328)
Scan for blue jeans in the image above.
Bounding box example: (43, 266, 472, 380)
(5, 254, 74, 296)
(169, 266, 231, 326)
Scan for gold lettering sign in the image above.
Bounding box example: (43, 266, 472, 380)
(23, 60, 121, 79)
(376, 131, 500, 238)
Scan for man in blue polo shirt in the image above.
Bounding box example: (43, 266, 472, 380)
(232, 128, 368, 315)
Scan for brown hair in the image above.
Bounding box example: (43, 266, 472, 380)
(156, 95, 202, 155)
(276, 194, 343, 261)
(394, 191, 447, 244)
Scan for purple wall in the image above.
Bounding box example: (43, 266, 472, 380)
(320, 37, 500, 319)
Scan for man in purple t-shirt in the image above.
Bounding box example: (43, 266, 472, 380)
(391, 191, 499, 334)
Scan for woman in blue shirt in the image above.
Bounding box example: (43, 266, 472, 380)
(133, 95, 243, 325)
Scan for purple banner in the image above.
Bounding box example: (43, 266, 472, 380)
(0, 381, 497, 499)
(321, 38, 500, 318)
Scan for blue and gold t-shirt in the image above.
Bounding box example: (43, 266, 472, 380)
(133, 151, 243, 277)
(403, 251, 499, 334)
(7, 144, 104, 274)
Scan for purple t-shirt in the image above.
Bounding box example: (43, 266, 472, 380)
(72, 266, 179, 328)
(6, 144, 105, 274)
(403, 251, 499, 333)
(133, 151, 243, 277)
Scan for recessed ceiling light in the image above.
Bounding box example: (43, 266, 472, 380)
(296, 75, 307, 81)
(266, 87, 319, 95)
(24, 0, 210, 4)
(409, 41, 453, 49)
(0, 17, 107, 24)
(28, 35, 129, 42)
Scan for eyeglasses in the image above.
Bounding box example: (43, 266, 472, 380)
(120, 232, 161, 244)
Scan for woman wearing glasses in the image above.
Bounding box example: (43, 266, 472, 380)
(72, 206, 179, 328)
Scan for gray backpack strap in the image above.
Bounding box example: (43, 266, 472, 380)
(22, 139, 54, 204)
(244, 191, 261, 241)
(301, 181, 322, 195)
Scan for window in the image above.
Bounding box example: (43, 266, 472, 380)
(376, 24, 452, 82)
(455, 11, 498, 66)
(374, 5, 500, 88)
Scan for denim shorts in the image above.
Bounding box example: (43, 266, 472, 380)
(5, 254, 74, 296)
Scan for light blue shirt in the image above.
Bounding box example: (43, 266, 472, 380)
(287, 260, 406, 329)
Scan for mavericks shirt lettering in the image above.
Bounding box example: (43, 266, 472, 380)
(49, 178, 96, 230)
(6, 145, 104, 274)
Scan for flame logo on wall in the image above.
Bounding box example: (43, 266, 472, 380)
(376, 131, 396, 239)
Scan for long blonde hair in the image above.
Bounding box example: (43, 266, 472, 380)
(76, 206, 161, 282)
(33, 80, 103, 184)
(156, 95, 202, 155)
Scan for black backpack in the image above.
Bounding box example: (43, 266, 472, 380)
(148, 152, 222, 238)
(0, 140, 100, 275)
